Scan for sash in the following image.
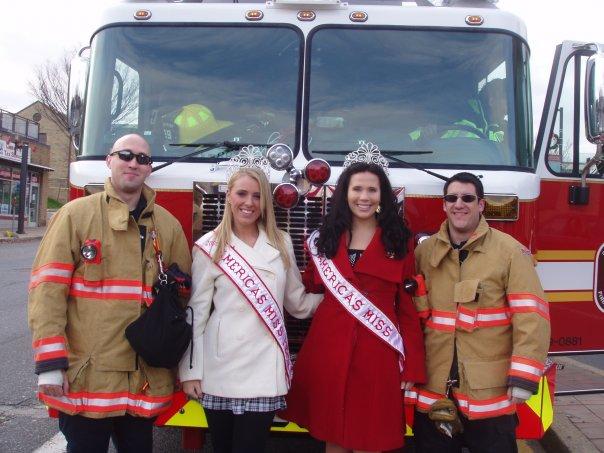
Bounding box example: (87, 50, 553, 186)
(198, 236, 293, 386)
(307, 230, 405, 369)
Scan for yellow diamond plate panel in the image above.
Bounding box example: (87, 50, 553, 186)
(164, 400, 208, 428)
(270, 422, 308, 433)
(540, 377, 554, 431)
(164, 402, 309, 433)
(524, 376, 554, 432)
(405, 424, 413, 436)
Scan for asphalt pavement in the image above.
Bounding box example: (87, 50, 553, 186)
(0, 240, 58, 452)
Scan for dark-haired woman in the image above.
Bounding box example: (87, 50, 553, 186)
(281, 162, 426, 453)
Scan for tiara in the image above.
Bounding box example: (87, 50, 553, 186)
(343, 141, 389, 174)
(225, 145, 271, 180)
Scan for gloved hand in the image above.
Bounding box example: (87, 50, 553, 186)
(508, 386, 533, 404)
(38, 369, 69, 397)
(428, 398, 463, 438)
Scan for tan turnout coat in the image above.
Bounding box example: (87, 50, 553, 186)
(28, 179, 191, 418)
(413, 217, 550, 419)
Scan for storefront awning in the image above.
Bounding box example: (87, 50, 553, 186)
(0, 156, 54, 171)
(28, 162, 54, 172)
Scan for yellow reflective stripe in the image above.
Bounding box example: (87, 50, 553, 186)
(536, 250, 596, 261)
(546, 291, 593, 303)
(409, 129, 421, 141)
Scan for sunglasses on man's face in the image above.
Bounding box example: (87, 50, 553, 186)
(443, 194, 479, 203)
(110, 149, 153, 165)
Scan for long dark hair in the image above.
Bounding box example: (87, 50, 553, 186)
(316, 162, 411, 259)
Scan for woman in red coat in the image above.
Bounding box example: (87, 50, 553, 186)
(281, 161, 426, 452)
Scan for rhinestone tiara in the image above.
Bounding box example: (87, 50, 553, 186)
(225, 145, 271, 180)
(343, 141, 389, 174)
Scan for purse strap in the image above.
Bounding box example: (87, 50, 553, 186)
(151, 228, 168, 286)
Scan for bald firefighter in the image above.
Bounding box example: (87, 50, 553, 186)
(28, 134, 191, 453)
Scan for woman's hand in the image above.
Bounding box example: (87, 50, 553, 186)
(182, 380, 203, 400)
(401, 381, 415, 391)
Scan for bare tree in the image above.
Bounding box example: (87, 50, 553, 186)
(28, 50, 78, 203)
(29, 49, 141, 132)
(27, 50, 77, 132)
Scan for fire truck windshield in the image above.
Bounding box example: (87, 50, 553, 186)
(306, 28, 533, 169)
(81, 25, 302, 160)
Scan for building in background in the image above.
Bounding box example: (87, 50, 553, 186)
(0, 107, 52, 228)
(18, 101, 72, 204)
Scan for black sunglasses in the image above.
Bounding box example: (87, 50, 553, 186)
(110, 149, 153, 165)
(443, 194, 479, 203)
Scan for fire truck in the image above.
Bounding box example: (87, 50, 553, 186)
(66, 0, 604, 446)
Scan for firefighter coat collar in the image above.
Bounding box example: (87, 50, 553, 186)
(430, 217, 490, 268)
(104, 178, 156, 231)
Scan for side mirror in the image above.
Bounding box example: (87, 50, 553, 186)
(67, 47, 90, 151)
(585, 51, 604, 144)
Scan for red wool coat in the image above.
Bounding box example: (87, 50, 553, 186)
(281, 229, 426, 451)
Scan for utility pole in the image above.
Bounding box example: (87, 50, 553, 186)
(17, 142, 29, 234)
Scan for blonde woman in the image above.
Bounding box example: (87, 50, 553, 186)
(179, 168, 322, 453)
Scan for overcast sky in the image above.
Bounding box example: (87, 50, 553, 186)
(0, 0, 602, 118)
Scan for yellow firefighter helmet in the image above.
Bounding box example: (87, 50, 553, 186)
(173, 104, 233, 142)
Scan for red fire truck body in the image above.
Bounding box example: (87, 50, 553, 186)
(66, 0, 604, 441)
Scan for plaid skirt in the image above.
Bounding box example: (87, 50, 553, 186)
(201, 394, 286, 415)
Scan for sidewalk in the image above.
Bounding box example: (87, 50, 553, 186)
(0, 221, 47, 244)
(544, 356, 604, 452)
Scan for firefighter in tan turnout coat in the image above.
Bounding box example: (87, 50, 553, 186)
(28, 134, 191, 452)
(411, 172, 550, 452)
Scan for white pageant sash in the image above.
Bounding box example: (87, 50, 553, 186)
(307, 230, 405, 369)
(198, 236, 293, 386)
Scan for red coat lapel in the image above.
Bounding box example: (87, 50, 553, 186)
(353, 227, 405, 283)
(331, 233, 358, 284)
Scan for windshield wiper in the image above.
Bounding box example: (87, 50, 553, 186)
(380, 150, 448, 182)
(152, 141, 270, 173)
(316, 149, 448, 182)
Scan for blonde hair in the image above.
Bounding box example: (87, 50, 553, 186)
(212, 168, 290, 268)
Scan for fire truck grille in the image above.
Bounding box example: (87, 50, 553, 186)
(197, 191, 327, 355)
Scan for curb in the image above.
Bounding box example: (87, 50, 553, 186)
(0, 235, 44, 244)
(541, 412, 598, 453)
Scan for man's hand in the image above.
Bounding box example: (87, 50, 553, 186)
(39, 370, 69, 397)
(401, 381, 415, 391)
(182, 380, 203, 400)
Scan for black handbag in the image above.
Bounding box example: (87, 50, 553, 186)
(125, 229, 193, 369)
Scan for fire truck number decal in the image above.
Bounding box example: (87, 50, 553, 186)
(595, 243, 604, 314)
(551, 336, 582, 347)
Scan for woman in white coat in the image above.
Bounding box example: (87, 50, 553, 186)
(179, 167, 322, 453)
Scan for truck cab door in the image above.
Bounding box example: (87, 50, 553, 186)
(534, 41, 604, 353)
